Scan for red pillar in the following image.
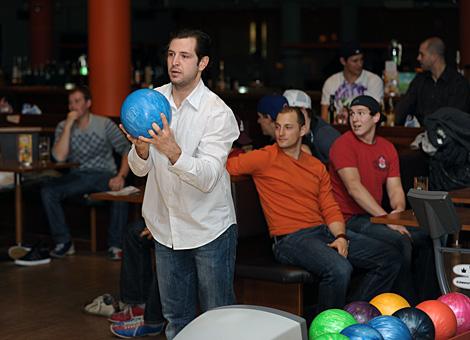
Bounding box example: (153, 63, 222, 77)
(88, 0, 131, 117)
(459, 0, 470, 76)
(29, 0, 53, 68)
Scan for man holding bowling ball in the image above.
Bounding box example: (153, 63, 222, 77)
(123, 29, 239, 339)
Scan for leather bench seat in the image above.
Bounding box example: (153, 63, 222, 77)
(236, 235, 316, 284)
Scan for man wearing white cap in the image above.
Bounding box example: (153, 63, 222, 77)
(283, 89, 340, 164)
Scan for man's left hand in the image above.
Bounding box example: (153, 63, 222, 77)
(140, 114, 182, 164)
(108, 175, 125, 191)
(387, 224, 411, 238)
(328, 238, 349, 258)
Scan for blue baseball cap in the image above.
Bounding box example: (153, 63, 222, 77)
(257, 95, 288, 120)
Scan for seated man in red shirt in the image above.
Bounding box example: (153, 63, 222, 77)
(227, 106, 401, 312)
(328, 95, 439, 305)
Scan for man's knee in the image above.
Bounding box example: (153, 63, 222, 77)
(328, 260, 353, 282)
(41, 184, 57, 201)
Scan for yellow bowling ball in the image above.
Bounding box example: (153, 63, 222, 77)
(370, 293, 410, 315)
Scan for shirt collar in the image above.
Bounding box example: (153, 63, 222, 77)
(341, 70, 365, 84)
(424, 66, 451, 83)
(167, 79, 206, 111)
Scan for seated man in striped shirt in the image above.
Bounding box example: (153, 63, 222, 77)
(227, 106, 402, 313)
(40, 86, 130, 260)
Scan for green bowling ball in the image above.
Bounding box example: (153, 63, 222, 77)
(314, 333, 349, 340)
(309, 308, 357, 339)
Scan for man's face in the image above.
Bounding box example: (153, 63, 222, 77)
(68, 91, 90, 117)
(275, 111, 305, 150)
(341, 54, 364, 77)
(257, 113, 275, 137)
(349, 104, 380, 138)
(417, 42, 435, 71)
(167, 37, 208, 87)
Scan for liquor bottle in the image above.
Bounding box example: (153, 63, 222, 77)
(387, 96, 395, 127)
(328, 95, 336, 124)
(11, 57, 20, 85)
(217, 60, 226, 91)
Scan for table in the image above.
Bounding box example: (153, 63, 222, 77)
(370, 208, 470, 231)
(88, 186, 144, 252)
(88, 187, 144, 204)
(450, 187, 470, 204)
(0, 160, 78, 244)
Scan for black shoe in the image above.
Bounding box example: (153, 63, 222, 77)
(15, 246, 51, 266)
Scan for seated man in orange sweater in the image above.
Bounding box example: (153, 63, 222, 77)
(226, 106, 402, 312)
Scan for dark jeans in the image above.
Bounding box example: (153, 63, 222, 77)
(347, 214, 440, 305)
(120, 219, 163, 325)
(272, 225, 401, 312)
(40, 170, 128, 248)
(155, 224, 237, 340)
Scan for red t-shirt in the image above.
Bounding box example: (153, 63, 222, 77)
(329, 131, 400, 221)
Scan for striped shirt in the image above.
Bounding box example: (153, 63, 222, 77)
(54, 114, 130, 173)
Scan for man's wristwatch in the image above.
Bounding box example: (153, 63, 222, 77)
(335, 233, 349, 242)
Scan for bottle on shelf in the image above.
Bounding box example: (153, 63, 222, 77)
(11, 56, 21, 85)
(328, 94, 336, 124)
(133, 61, 142, 87)
(386, 96, 395, 127)
(217, 60, 226, 91)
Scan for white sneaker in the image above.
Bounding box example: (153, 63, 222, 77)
(83, 293, 119, 317)
(50, 242, 75, 258)
(8, 245, 32, 260)
(108, 247, 122, 261)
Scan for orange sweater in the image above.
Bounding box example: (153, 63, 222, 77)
(227, 144, 344, 236)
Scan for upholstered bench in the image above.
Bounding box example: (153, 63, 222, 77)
(231, 176, 318, 316)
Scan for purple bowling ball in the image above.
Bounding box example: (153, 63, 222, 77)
(120, 89, 171, 138)
(344, 301, 382, 324)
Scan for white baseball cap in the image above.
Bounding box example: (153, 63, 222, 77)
(282, 89, 312, 110)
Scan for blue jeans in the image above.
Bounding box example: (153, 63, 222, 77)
(272, 225, 401, 312)
(120, 219, 163, 325)
(154, 224, 237, 340)
(40, 170, 128, 248)
(347, 214, 439, 305)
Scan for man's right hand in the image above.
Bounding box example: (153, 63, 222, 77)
(140, 227, 153, 240)
(119, 124, 150, 160)
(65, 110, 79, 127)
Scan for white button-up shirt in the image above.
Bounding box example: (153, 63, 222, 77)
(128, 80, 239, 249)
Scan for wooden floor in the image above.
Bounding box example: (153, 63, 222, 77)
(0, 253, 166, 340)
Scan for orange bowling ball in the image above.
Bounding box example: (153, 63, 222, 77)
(416, 300, 457, 340)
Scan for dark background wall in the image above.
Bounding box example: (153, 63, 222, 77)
(0, 0, 460, 91)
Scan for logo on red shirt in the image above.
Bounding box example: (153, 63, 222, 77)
(376, 156, 388, 170)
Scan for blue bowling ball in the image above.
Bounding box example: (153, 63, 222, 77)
(120, 89, 171, 138)
(341, 323, 384, 340)
(368, 315, 412, 340)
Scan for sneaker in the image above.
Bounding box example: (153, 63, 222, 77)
(50, 241, 75, 258)
(110, 317, 164, 338)
(83, 293, 119, 317)
(108, 247, 123, 261)
(8, 244, 32, 260)
(109, 305, 145, 323)
(15, 246, 51, 266)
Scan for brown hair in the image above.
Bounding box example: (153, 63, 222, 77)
(277, 106, 305, 127)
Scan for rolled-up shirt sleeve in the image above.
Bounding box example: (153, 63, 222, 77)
(128, 144, 153, 177)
